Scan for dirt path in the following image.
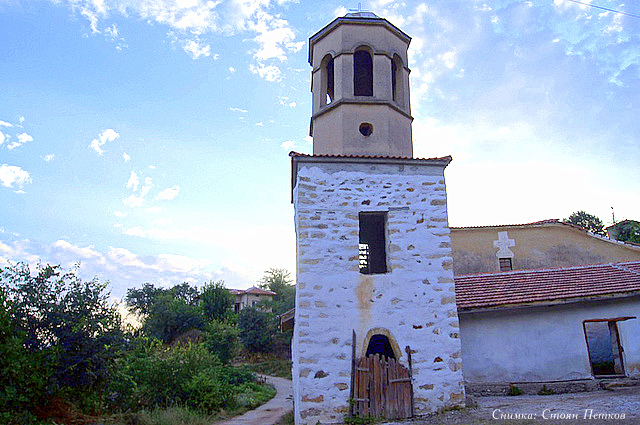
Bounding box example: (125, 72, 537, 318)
(382, 387, 640, 425)
(215, 375, 292, 425)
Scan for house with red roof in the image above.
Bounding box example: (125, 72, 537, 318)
(229, 286, 277, 313)
(456, 261, 640, 384)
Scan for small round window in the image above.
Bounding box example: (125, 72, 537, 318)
(359, 123, 373, 137)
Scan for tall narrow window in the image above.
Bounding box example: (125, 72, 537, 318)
(354, 49, 373, 96)
(392, 55, 403, 104)
(321, 54, 334, 105)
(359, 212, 387, 274)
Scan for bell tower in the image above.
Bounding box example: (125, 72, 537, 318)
(309, 12, 413, 157)
(291, 11, 464, 425)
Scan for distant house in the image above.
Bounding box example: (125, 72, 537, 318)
(456, 261, 640, 384)
(229, 286, 276, 313)
(450, 219, 640, 275)
(606, 219, 640, 242)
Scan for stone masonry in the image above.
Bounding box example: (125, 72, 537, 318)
(292, 158, 465, 424)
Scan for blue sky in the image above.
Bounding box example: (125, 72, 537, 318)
(1, 0, 639, 297)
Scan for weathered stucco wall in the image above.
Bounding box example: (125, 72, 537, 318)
(292, 161, 464, 424)
(459, 297, 640, 383)
(450, 225, 640, 276)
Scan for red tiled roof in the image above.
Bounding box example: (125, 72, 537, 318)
(451, 219, 582, 231)
(229, 286, 276, 296)
(455, 261, 640, 311)
(289, 151, 452, 163)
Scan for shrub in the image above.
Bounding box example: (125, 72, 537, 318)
(107, 338, 256, 414)
(143, 294, 204, 344)
(1, 263, 126, 412)
(203, 320, 238, 364)
(238, 308, 274, 353)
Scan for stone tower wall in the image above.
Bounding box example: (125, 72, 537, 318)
(292, 161, 465, 424)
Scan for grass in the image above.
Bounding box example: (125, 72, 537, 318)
(51, 381, 277, 425)
(275, 411, 294, 425)
(241, 357, 292, 379)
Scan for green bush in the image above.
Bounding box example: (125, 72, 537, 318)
(238, 307, 274, 353)
(143, 295, 204, 343)
(107, 338, 256, 414)
(203, 319, 238, 364)
(1, 263, 126, 414)
(0, 287, 50, 422)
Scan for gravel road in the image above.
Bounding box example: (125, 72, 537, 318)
(381, 387, 640, 425)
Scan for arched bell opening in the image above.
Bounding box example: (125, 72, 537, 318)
(354, 46, 373, 96)
(321, 54, 335, 105)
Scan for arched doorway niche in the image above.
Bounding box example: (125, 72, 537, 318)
(362, 327, 402, 360)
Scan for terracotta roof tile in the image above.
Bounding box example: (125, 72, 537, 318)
(289, 151, 452, 162)
(455, 261, 640, 310)
(228, 286, 277, 296)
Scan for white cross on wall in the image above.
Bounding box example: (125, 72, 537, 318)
(493, 231, 515, 258)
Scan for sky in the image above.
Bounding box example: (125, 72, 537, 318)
(1, 0, 639, 298)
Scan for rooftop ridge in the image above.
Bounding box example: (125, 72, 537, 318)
(456, 261, 624, 279)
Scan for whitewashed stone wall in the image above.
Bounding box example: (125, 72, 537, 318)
(292, 160, 464, 425)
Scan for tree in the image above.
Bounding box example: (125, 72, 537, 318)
(258, 268, 295, 315)
(125, 282, 163, 315)
(1, 263, 126, 398)
(200, 280, 234, 321)
(238, 307, 273, 353)
(203, 320, 238, 363)
(563, 211, 605, 236)
(613, 221, 640, 244)
(142, 294, 204, 343)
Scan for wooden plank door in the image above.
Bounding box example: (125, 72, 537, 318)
(352, 354, 413, 420)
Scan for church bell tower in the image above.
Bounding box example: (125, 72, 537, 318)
(309, 11, 413, 157)
(291, 12, 464, 425)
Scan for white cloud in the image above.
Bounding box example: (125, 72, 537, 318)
(0, 131, 4, 146)
(182, 38, 211, 59)
(280, 140, 295, 150)
(229, 66, 236, 73)
(114, 210, 127, 218)
(146, 206, 163, 213)
(0, 121, 13, 128)
(149, 165, 157, 169)
(126, 171, 139, 191)
(123, 152, 131, 162)
(124, 226, 147, 237)
(152, 217, 173, 226)
(288, 102, 296, 107)
(139, 177, 153, 197)
(42, 154, 55, 162)
(123, 194, 144, 207)
(7, 132, 33, 150)
(0, 164, 31, 189)
(89, 128, 120, 155)
(108, 247, 154, 269)
(249, 63, 281, 82)
(230, 107, 248, 113)
(156, 185, 180, 200)
(155, 253, 211, 273)
(52, 240, 106, 264)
